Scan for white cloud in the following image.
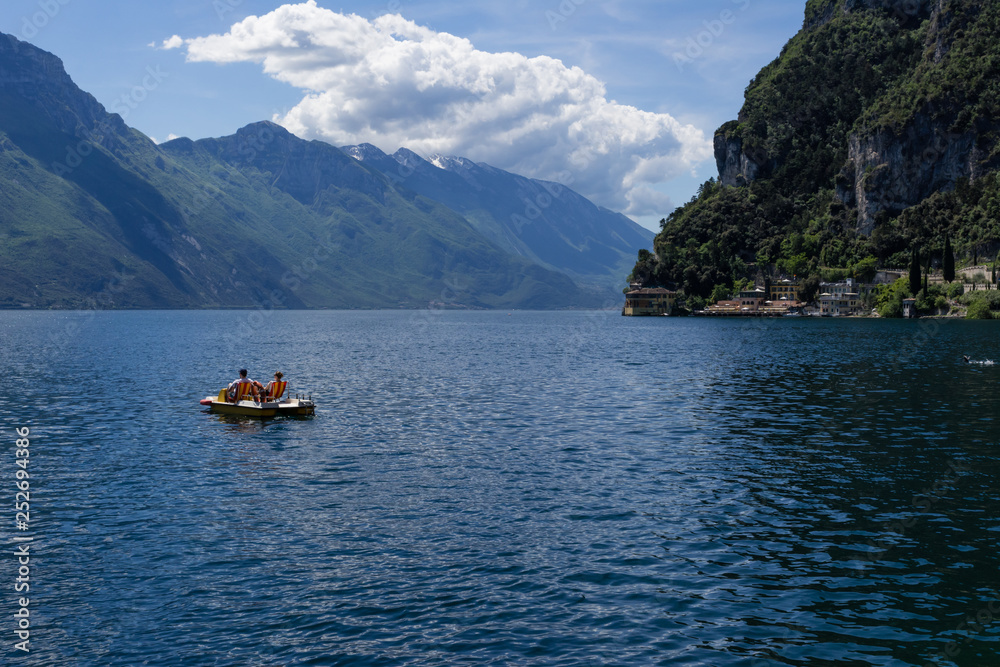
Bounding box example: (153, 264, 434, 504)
(174, 1, 712, 215)
(624, 185, 674, 218)
(160, 35, 184, 50)
(150, 133, 181, 145)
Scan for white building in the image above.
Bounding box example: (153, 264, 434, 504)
(819, 292, 862, 316)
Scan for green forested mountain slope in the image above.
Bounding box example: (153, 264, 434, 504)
(0, 33, 597, 309)
(631, 0, 1000, 297)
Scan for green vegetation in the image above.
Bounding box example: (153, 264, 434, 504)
(630, 1, 1000, 307)
(965, 299, 995, 319)
(864, 0, 1000, 133)
(943, 234, 955, 283)
(730, 6, 925, 196)
(961, 290, 1000, 319)
(875, 278, 909, 318)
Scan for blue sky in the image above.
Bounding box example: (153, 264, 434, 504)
(1, 0, 805, 230)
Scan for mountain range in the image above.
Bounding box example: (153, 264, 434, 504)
(0, 32, 651, 309)
(340, 144, 652, 291)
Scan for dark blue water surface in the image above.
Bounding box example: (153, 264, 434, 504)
(2, 311, 999, 666)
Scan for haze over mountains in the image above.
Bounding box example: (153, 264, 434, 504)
(341, 143, 652, 291)
(0, 32, 651, 309)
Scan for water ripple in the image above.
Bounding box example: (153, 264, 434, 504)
(1, 312, 999, 665)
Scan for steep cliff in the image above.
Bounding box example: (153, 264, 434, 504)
(634, 0, 1000, 297)
(842, 0, 1000, 232)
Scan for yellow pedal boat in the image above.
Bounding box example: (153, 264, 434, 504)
(200, 389, 316, 418)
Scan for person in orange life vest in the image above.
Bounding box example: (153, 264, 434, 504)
(228, 369, 262, 402)
(264, 371, 287, 401)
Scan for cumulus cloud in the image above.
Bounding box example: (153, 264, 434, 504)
(150, 133, 180, 145)
(172, 1, 711, 216)
(160, 35, 184, 50)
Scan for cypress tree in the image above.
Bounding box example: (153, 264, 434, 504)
(924, 251, 930, 293)
(943, 235, 955, 283)
(909, 246, 921, 295)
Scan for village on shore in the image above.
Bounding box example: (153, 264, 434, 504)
(623, 265, 999, 318)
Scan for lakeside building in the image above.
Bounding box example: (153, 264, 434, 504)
(622, 288, 676, 316)
(817, 279, 871, 315)
(822, 278, 874, 297)
(816, 279, 876, 316)
(626, 275, 884, 319)
(876, 269, 905, 284)
(759, 301, 806, 316)
(902, 298, 918, 318)
(698, 300, 805, 317)
(704, 299, 742, 314)
(769, 279, 805, 302)
(739, 288, 768, 311)
(818, 292, 862, 316)
(699, 293, 805, 317)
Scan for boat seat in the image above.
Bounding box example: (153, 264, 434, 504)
(265, 380, 287, 401)
(230, 381, 257, 403)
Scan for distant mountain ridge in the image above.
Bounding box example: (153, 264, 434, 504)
(0, 32, 648, 309)
(342, 143, 653, 294)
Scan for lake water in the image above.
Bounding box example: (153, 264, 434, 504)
(2, 310, 999, 666)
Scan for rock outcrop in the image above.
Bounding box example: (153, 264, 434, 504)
(834, 0, 1000, 232)
(631, 0, 1000, 296)
(714, 122, 762, 188)
(840, 115, 993, 234)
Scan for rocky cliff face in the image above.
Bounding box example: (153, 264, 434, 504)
(633, 0, 1000, 296)
(716, 0, 994, 233)
(835, 0, 999, 232)
(714, 123, 762, 188)
(840, 115, 992, 234)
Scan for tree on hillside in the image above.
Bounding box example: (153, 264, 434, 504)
(943, 234, 955, 282)
(628, 249, 658, 287)
(801, 275, 821, 304)
(909, 246, 922, 295)
(709, 284, 730, 304)
(923, 250, 930, 293)
(853, 256, 878, 283)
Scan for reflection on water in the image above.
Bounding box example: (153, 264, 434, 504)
(1, 311, 998, 665)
